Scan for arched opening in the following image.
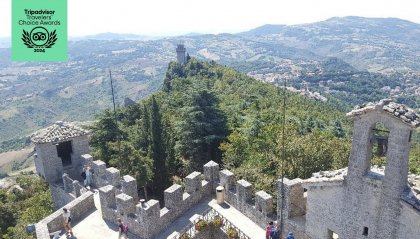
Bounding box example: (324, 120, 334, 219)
(370, 122, 389, 169)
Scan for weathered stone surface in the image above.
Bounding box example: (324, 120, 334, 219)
(236, 179, 252, 203)
(219, 169, 235, 191)
(255, 190, 273, 215)
(164, 184, 183, 209)
(116, 193, 135, 216)
(185, 171, 201, 193)
(35, 192, 94, 239)
(203, 160, 219, 183)
(99, 185, 116, 209)
(105, 167, 120, 187)
(121, 175, 138, 202)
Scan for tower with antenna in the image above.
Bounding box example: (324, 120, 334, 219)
(176, 44, 186, 64)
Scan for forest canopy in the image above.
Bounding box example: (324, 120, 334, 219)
(89, 58, 419, 202)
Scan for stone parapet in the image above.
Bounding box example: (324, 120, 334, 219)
(220, 171, 276, 228)
(255, 190, 273, 215)
(278, 178, 306, 219)
(35, 192, 95, 239)
(99, 161, 217, 239)
(237, 179, 253, 203)
(81, 154, 126, 189)
(116, 193, 136, 216)
(204, 161, 220, 190)
(164, 184, 183, 209)
(219, 169, 235, 191)
(185, 171, 202, 193)
(121, 175, 138, 202)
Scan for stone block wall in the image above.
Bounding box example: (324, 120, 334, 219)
(35, 192, 95, 239)
(35, 142, 63, 184)
(397, 201, 420, 239)
(80, 154, 122, 189)
(49, 184, 76, 210)
(98, 161, 219, 239)
(219, 169, 275, 229)
(277, 178, 306, 220)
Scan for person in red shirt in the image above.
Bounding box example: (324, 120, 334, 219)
(266, 221, 274, 239)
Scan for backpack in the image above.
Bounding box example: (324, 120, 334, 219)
(123, 224, 128, 234)
(81, 171, 86, 179)
(270, 227, 279, 239)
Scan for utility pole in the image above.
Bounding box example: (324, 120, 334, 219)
(279, 77, 287, 237)
(109, 70, 121, 163)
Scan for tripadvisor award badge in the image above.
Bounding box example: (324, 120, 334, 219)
(12, 0, 67, 61)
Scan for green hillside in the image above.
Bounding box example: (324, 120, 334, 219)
(1, 17, 419, 152)
(89, 59, 353, 199)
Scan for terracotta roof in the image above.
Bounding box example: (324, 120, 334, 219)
(31, 121, 88, 144)
(346, 99, 420, 127)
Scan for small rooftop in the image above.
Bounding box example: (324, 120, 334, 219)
(31, 121, 89, 144)
(303, 166, 420, 210)
(346, 99, 420, 127)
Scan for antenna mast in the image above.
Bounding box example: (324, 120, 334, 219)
(279, 77, 287, 236)
(109, 70, 121, 163)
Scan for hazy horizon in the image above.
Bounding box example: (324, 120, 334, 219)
(1, 0, 420, 38)
(0, 15, 418, 41)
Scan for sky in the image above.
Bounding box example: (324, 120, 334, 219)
(0, 0, 419, 37)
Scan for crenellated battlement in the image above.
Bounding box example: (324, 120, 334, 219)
(96, 158, 220, 239)
(62, 173, 85, 198)
(219, 169, 276, 228)
(61, 154, 307, 238)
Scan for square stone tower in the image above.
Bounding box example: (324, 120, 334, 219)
(31, 121, 90, 184)
(343, 100, 419, 239)
(176, 44, 186, 64)
(302, 100, 419, 239)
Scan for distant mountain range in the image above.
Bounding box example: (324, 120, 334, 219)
(238, 17, 420, 72)
(0, 16, 419, 151)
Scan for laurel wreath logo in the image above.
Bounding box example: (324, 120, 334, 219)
(21, 29, 57, 48)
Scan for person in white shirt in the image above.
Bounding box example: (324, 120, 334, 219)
(85, 165, 93, 188)
(63, 208, 73, 237)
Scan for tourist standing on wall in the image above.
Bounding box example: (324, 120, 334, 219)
(63, 208, 73, 237)
(287, 232, 295, 239)
(81, 166, 87, 186)
(85, 165, 93, 188)
(117, 218, 128, 239)
(266, 221, 274, 239)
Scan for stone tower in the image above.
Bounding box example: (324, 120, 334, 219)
(31, 121, 90, 184)
(343, 100, 419, 239)
(176, 44, 186, 64)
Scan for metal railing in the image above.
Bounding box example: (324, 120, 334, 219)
(172, 208, 251, 239)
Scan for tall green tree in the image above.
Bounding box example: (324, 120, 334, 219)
(89, 110, 119, 165)
(175, 90, 228, 170)
(149, 96, 170, 199)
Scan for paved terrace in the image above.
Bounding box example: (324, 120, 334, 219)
(59, 191, 265, 239)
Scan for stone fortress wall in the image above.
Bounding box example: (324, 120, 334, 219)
(67, 152, 285, 239)
(35, 100, 420, 239)
(35, 192, 95, 239)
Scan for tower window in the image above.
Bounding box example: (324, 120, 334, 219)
(362, 227, 368, 236)
(56, 141, 73, 166)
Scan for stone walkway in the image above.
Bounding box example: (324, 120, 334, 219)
(59, 190, 142, 239)
(155, 199, 212, 239)
(209, 199, 265, 239)
(58, 191, 264, 239)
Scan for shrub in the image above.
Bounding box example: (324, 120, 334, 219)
(212, 215, 223, 227)
(194, 219, 208, 231)
(179, 232, 191, 239)
(227, 227, 239, 239)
